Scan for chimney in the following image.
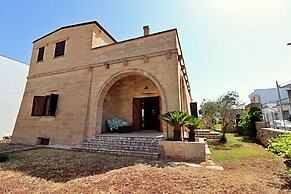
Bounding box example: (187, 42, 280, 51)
(143, 25, 150, 36)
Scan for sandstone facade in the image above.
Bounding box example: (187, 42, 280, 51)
(12, 21, 192, 145)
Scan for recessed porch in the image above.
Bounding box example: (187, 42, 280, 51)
(101, 74, 163, 133)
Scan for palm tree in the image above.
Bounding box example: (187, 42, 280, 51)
(160, 111, 190, 141)
(186, 116, 203, 142)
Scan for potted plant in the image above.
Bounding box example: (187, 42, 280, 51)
(160, 111, 190, 141)
(187, 116, 203, 142)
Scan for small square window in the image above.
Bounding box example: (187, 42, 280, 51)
(37, 137, 50, 145)
(54, 40, 66, 58)
(37, 47, 45, 62)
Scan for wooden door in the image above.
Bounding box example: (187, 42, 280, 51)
(143, 97, 160, 130)
(133, 98, 142, 130)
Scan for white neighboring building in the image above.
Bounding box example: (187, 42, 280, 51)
(249, 88, 289, 105)
(249, 87, 291, 123)
(0, 55, 28, 139)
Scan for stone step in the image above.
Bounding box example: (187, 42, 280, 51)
(195, 129, 220, 140)
(87, 139, 160, 143)
(83, 141, 159, 147)
(85, 140, 159, 146)
(76, 135, 162, 158)
(72, 146, 159, 159)
(81, 144, 158, 152)
(88, 136, 162, 142)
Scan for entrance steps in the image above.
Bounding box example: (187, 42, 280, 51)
(73, 135, 163, 159)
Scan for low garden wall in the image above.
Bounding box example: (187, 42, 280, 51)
(158, 138, 206, 162)
(256, 122, 290, 146)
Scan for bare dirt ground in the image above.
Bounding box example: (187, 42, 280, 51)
(0, 145, 290, 194)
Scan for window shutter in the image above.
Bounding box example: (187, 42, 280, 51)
(49, 94, 59, 116)
(31, 96, 46, 116)
(44, 95, 51, 116)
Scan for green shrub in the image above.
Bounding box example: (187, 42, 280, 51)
(0, 153, 9, 162)
(267, 134, 291, 162)
(238, 107, 262, 138)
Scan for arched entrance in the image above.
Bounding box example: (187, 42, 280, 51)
(94, 69, 168, 135)
(102, 74, 160, 132)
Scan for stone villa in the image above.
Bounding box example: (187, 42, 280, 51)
(12, 21, 192, 146)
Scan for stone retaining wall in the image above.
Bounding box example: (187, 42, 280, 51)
(256, 122, 290, 146)
(158, 138, 206, 162)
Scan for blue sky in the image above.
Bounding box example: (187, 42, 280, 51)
(1, 0, 291, 104)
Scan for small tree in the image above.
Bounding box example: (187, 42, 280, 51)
(160, 111, 191, 141)
(200, 100, 219, 128)
(201, 92, 243, 143)
(216, 91, 243, 143)
(186, 116, 204, 142)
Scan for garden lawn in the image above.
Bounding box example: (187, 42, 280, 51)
(208, 133, 272, 161)
(0, 137, 290, 193)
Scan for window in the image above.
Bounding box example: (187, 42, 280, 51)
(37, 137, 50, 145)
(54, 40, 66, 57)
(37, 47, 45, 62)
(31, 94, 59, 116)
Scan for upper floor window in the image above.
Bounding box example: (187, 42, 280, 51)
(31, 94, 59, 117)
(54, 40, 66, 58)
(37, 47, 45, 62)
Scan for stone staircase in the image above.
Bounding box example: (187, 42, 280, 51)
(73, 135, 163, 159)
(195, 129, 220, 140)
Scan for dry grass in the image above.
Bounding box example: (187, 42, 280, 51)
(0, 143, 32, 152)
(0, 140, 290, 193)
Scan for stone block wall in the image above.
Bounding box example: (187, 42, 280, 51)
(12, 22, 192, 145)
(256, 122, 290, 146)
(158, 139, 206, 162)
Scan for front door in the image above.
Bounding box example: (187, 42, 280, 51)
(133, 97, 160, 130)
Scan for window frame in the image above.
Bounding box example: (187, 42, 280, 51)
(54, 40, 66, 58)
(31, 94, 59, 117)
(36, 46, 45, 62)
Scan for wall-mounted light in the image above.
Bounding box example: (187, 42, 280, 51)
(104, 63, 110, 69)
(143, 56, 149, 63)
(123, 60, 128, 66)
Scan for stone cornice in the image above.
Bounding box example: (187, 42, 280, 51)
(27, 48, 191, 95)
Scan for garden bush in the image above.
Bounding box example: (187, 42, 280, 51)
(0, 153, 9, 162)
(238, 107, 262, 138)
(267, 133, 291, 163)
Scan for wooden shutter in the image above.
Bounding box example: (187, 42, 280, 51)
(31, 96, 46, 116)
(44, 95, 51, 116)
(133, 98, 142, 131)
(49, 94, 59, 116)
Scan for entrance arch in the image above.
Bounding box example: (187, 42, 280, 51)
(94, 69, 168, 135)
